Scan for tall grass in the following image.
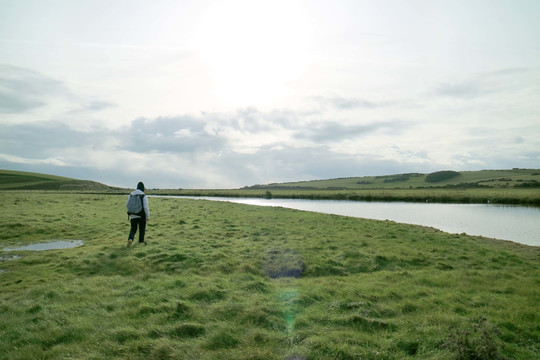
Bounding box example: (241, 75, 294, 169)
(1, 192, 538, 359)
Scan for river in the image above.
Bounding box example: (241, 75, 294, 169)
(157, 196, 540, 247)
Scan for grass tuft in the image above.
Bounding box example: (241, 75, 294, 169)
(189, 288, 226, 302)
(170, 323, 206, 339)
(442, 317, 510, 360)
(339, 314, 394, 331)
(205, 330, 240, 349)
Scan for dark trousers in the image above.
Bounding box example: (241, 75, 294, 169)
(129, 217, 146, 243)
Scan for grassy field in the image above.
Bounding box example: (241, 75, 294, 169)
(1, 192, 538, 359)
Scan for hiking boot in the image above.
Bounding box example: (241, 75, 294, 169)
(127, 239, 133, 248)
(139, 240, 147, 245)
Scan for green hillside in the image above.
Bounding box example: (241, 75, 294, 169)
(245, 169, 540, 190)
(0, 169, 117, 191)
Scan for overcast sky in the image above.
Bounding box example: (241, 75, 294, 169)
(1, 0, 539, 188)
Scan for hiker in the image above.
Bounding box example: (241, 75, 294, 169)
(126, 181, 150, 246)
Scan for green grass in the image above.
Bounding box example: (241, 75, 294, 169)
(1, 192, 539, 359)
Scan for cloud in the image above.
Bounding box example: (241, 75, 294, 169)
(122, 116, 227, 154)
(295, 120, 405, 142)
(487, 67, 530, 77)
(0, 65, 67, 113)
(433, 80, 489, 99)
(71, 100, 116, 113)
(0, 90, 44, 113)
(313, 95, 389, 110)
(0, 153, 68, 166)
(0, 121, 112, 160)
(432, 68, 536, 100)
(1, 95, 537, 189)
(0, 65, 117, 125)
(1, 108, 414, 187)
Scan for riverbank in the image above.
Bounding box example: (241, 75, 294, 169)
(149, 187, 540, 206)
(1, 193, 539, 359)
(158, 196, 540, 246)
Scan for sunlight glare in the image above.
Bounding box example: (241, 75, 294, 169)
(192, 0, 312, 107)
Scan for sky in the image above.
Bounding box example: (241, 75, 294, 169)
(1, 0, 539, 189)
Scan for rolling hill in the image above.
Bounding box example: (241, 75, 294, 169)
(244, 169, 540, 190)
(3, 168, 540, 193)
(0, 169, 119, 191)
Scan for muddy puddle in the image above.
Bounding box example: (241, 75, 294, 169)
(2, 240, 84, 252)
(0, 254, 22, 275)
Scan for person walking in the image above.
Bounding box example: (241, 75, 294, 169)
(127, 181, 150, 247)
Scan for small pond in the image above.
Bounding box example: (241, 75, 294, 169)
(2, 240, 84, 252)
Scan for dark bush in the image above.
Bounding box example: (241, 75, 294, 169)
(442, 317, 509, 360)
(514, 180, 540, 188)
(425, 170, 461, 183)
(383, 174, 411, 183)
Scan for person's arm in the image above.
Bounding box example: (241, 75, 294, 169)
(144, 195, 150, 220)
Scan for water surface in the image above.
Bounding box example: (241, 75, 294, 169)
(3, 240, 84, 252)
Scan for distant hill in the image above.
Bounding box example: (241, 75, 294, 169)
(0, 169, 119, 191)
(244, 169, 540, 190)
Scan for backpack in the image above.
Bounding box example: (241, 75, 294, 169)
(127, 194, 145, 217)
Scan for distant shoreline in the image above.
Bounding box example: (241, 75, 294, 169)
(146, 188, 540, 207)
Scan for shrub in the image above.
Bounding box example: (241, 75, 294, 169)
(442, 317, 509, 360)
(383, 175, 410, 183)
(514, 180, 540, 188)
(425, 170, 461, 183)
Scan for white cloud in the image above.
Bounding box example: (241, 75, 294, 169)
(174, 129, 194, 138)
(0, 153, 68, 167)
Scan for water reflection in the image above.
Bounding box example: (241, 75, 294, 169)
(2, 240, 84, 251)
(0, 254, 21, 261)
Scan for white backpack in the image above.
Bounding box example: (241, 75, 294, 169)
(126, 194, 145, 216)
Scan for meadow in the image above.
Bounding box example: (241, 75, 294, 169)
(1, 192, 539, 359)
